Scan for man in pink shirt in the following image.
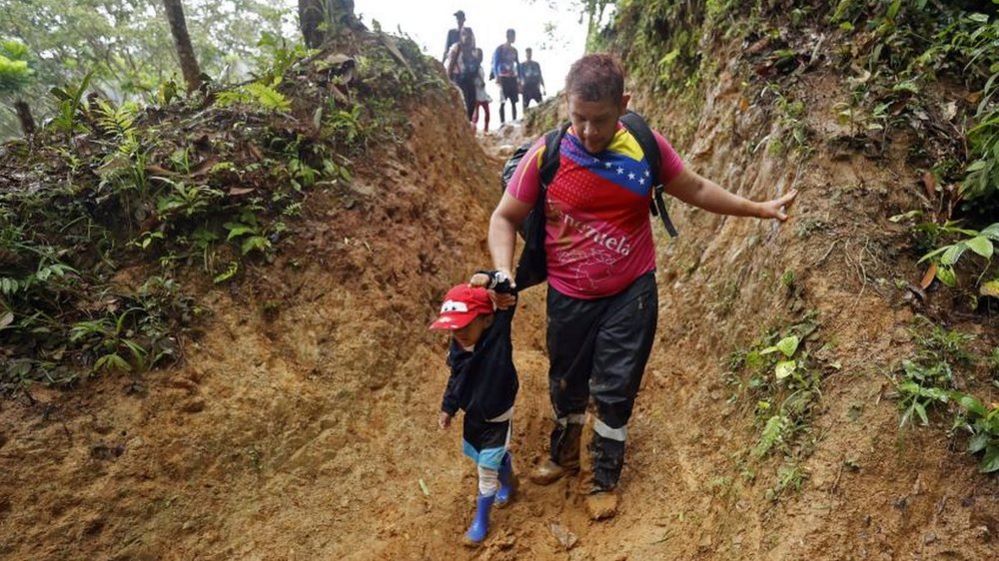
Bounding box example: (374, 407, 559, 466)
(487, 54, 797, 520)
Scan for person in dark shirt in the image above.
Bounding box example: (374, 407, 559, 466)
(446, 27, 480, 120)
(432, 272, 518, 546)
(491, 29, 520, 123)
(443, 10, 466, 62)
(519, 47, 545, 109)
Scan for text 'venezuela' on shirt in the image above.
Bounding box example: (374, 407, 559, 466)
(506, 124, 685, 300)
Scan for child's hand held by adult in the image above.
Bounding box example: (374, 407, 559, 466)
(468, 270, 517, 310)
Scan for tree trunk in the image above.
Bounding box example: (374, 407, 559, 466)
(299, 0, 364, 48)
(13, 99, 35, 136)
(162, 0, 203, 93)
(299, 0, 325, 48)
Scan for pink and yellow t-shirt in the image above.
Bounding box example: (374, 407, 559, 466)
(506, 124, 684, 300)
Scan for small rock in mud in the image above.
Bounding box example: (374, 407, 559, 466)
(612, 554, 628, 561)
(80, 516, 105, 537)
(548, 521, 578, 550)
(180, 398, 206, 414)
(90, 442, 125, 460)
(923, 532, 937, 544)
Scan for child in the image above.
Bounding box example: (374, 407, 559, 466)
(431, 271, 517, 546)
(471, 48, 492, 132)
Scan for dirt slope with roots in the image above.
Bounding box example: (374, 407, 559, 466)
(2, 29, 998, 561)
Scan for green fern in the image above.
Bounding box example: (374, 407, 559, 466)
(754, 414, 788, 458)
(215, 82, 290, 112)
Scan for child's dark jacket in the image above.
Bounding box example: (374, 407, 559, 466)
(440, 307, 518, 422)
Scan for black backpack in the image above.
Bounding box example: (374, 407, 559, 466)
(499, 111, 678, 290)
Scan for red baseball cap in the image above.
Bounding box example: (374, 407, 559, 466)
(429, 284, 494, 330)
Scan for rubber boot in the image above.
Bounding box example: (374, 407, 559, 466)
(495, 453, 516, 508)
(463, 493, 495, 546)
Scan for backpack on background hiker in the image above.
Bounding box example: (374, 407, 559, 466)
(499, 111, 678, 291)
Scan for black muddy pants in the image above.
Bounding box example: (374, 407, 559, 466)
(546, 272, 658, 491)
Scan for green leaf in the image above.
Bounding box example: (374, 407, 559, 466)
(94, 353, 130, 373)
(753, 415, 786, 458)
(240, 236, 271, 255)
(979, 223, 999, 241)
(775, 360, 796, 380)
(981, 445, 999, 473)
(968, 432, 989, 454)
(940, 243, 966, 266)
(981, 279, 999, 298)
(213, 261, 239, 284)
(224, 224, 255, 241)
(965, 236, 993, 259)
(775, 336, 800, 358)
(953, 392, 987, 416)
(936, 265, 957, 287)
(918, 245, 950, 263)
(914, 402, 929, 425)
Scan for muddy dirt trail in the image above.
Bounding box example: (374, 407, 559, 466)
(2, 40, 998, 561)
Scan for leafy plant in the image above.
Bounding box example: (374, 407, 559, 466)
(951, 392, 999, 473)
(254, 31, 314, 86)
(49, 70, 94, 139)
(895, 317, 997, 472)
(919, 222, 999, 287)
(726, 313, 826, 492)
(898, 358, 953, 426)
(223, 211, 272, 256)
(215, 82, 291, 112)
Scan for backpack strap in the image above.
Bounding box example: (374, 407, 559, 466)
(513, 122, 569, 291)
(539, 122, 570, 186)
(620, 111, 679, 238)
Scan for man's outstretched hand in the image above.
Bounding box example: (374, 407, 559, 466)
(756, 189, 798, 221)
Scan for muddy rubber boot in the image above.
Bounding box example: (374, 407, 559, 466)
(585, 489, 619, 520)
(495, 453, 517, 508)
(531, 422, 582, 485)
(463, 493, 495, 546)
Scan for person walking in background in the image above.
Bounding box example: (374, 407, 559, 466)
(446, 27, 480, 120)
(491, 29, 520, 124)
(520, 47, 545, 109)
(471, 48, 492, 133)
(443, 10, 466, 62)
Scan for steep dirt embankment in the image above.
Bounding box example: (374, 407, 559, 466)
(588, 22, 998, 561)
(0, 79, 510, 559)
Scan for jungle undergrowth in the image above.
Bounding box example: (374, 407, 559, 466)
(893, 315, 999, 473)
(0, 32, 447, 395)
(724, 311, 838, 501)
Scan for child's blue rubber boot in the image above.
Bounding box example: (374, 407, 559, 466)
(495, 453, 516, 508)
(463, 493, 495, 546)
